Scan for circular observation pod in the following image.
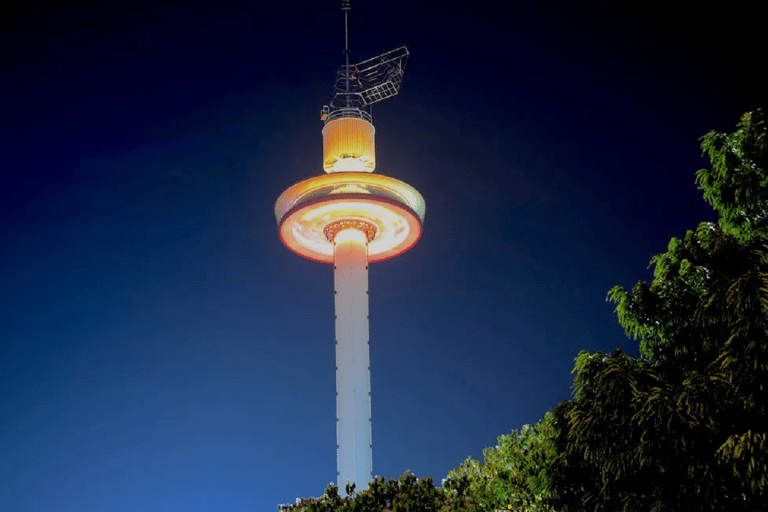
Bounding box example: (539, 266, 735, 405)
(323, 118, 376, 173)
(275, 172, 425, 263)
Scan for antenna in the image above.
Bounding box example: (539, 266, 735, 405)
(342, 0, 350, 109)
(321, 0, 409, 123)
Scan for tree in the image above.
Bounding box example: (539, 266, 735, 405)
(547, 109, 768, 511)
(696, 110, 768, 242)
(277, 472, 481, 512)
(445, 417, 558, 511)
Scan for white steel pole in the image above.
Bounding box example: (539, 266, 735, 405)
(333, 228, 372, 494)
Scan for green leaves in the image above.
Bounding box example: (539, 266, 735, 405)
(445, 417, 558, 511)
(696, 109, 767, 242)
(716, 431, 768, 491)
(550, 111, 768, 511)
(278, 472, 482, 512)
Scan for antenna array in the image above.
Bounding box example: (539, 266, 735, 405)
(321, 1, 409, 123)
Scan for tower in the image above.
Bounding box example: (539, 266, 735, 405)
(274, 1, 424, 494)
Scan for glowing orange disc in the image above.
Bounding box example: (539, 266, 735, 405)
(275, 173, 425, 263)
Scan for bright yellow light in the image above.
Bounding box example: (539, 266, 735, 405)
(276, 173, 424, 263)
(275, 173, 425, 224)
(278, 196, 421, 263)
(330, 184, 370, 195)
(334, 228, 368, 244)
(322, 118, 376, 173)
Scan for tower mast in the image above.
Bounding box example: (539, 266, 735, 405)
(343, 0, 350, 109)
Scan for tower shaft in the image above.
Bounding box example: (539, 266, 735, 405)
(333, 228, 372, 492)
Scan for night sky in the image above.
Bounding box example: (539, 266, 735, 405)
(1, 1, 763, 511)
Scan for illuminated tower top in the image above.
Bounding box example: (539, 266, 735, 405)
(275, 2, 423, 263)
(319, 0, 408, 175)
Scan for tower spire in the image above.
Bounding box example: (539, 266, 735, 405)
(342, 0, 350, 109)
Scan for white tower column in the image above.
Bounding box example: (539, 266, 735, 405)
(333, 228, 372, 494)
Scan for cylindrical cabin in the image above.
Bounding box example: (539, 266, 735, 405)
(322, 117, 376, 173)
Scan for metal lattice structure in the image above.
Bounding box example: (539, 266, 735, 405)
(323, 47, 409, 123)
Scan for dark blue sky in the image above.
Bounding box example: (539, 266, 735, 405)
(1, 1, 763, 511)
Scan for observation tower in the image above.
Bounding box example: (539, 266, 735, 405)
(274, 0, 424, 493)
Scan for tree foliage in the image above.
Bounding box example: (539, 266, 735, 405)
(446, 418, 557, 511)
(278, 472, 481, 512)
(277, 422, 558, 512)
(696, 110, 768, 242)
(548, 109, 768, 511)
